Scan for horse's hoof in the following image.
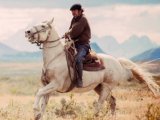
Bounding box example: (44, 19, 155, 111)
(33, 108, 41, 120)
(94, 110, 100, 117)
(155, 94, 160, 99)
(34, 112, 41, 120)
(95, 113, 99, 117)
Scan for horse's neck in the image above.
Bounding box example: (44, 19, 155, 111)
(42, 28, 65, 69)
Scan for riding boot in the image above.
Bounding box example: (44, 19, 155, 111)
(76, 62, 83, 88)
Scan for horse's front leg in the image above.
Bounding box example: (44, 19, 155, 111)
(40, 94, 50, 119)
(33, 81, 59, 120)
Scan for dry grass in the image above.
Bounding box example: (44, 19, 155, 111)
(0, 61, 41, 95)
(0, 62, 160, 120)
(145, 104, 160, 120)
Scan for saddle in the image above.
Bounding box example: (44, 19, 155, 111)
(83, 50, 105, 71)
(64, 39, 105, 71)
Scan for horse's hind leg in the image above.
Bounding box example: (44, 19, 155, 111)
(94, 83, 116, 116)
(109, 95, 116, 115)
(94, 83, 112, 115)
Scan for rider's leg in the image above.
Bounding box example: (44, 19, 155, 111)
(75, 45, 89, 87)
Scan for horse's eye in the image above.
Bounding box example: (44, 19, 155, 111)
(42, 25, 45, 28)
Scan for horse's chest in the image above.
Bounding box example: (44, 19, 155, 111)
(41, 69, 57, 85)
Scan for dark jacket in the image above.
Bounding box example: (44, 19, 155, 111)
(69, 14, 91, 45)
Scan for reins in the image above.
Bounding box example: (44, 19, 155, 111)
(34, 37, 63, 49)
(31, 25, 64, 49)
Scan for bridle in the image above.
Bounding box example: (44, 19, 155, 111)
(30, 24, 63, 49)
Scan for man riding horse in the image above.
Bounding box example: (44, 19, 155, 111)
(24, 5, 160, 119)
(65, 4, 91, 88)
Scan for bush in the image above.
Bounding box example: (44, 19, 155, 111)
(145, 104, 160, 120)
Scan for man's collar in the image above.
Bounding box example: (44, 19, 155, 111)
(73, 14, 83, 21)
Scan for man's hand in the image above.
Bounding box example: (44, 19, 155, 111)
(63, 32, 69, 39)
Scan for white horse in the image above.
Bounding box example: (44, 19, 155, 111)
(25, 18, 160, 120)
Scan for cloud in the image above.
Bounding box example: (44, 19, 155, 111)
(86, 5, 160, 43)
(0, 0, 160, 8)
(0, 4, 160, 51)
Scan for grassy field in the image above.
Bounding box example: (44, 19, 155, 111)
(0, 61, 160, 120)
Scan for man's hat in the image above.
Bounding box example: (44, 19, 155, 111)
(70, 4, 83, 11)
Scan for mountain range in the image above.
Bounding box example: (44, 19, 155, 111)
(0, 28, 159, 62)
(0, 42, 18, 56)
(0, 42, 104, 61)
(0, 51, 42, 62)
(131, 47, 160, 62)
(92, 35, 158, 58)
(2, 28, 159, 58)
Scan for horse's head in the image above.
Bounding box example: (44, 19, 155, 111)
(25, 18, 54, 44)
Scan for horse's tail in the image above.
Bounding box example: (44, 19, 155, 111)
(118, 58, 160, 97)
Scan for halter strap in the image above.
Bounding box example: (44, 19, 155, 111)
(31, 25, 64, 49)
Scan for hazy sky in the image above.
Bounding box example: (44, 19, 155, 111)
(0, 0, 160, 8)
(0, 0, 160, 51)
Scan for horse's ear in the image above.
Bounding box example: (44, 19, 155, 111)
(42, 20, 47, 23)
(48, 17, 54, 25)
